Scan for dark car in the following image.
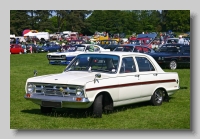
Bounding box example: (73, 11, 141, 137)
(26, 44, 38, 53)
(113, 44, 155, 54)
(37, 42, 61, 52)
(147, 44, 190, 70)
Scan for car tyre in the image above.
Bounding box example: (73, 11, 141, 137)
(169, 60, 177, 70)
(40, 106, 53, 113)
(151, 89, 163, 106)
(93, 94, 103, 118)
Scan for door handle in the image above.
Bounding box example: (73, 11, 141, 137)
(153, 73, 158, 76)
(135, 75, 140, 77)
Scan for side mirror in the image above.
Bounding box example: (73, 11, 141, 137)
(34, 70, 37, 76)
(95, 73, 101, 78)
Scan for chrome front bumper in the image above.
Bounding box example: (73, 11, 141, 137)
(24, 94, 92, 109)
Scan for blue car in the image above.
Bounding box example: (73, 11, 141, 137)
(37, 42, 61, 52)
(147, 43, 190, 70)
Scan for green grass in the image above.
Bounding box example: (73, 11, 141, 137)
(10, 53, 190, 129)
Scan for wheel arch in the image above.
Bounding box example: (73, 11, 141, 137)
(152, 87, 169, 102)
(93, 91, 114, 111)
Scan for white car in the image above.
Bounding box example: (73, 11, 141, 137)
(47, 44, 110, 65)
(24, 52, 180, 118)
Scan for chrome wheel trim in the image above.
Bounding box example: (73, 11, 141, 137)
(170, 61, 177, 70)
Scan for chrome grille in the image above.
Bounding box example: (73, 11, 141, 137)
(34, 83, 77, 97)
(47, 55, 66, 60)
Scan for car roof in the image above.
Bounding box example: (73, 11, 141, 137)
(81, 51, 149, 57)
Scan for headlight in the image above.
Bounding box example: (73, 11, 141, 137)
(27, 83, 36, 93)
(158, 57, 164, 60)
(61, 55, 66, 58)
(76, 86, 84, 96)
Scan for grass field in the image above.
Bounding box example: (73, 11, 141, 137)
(10, 53, 190, 129)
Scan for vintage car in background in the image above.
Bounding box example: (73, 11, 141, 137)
(147, 44, 190, 70)
(37, 42, 61, 53)
(113, 44, 155, 54)
(68, 39, 87, 44)
(165, 38, 189, 45)
(26, 44, 39, 53)
(24, 52, 180, 118)
(135, 33, 157, 49)
(98, 39, 120, 51)
(10, 44, 24, 54)
(47, 44, 110, 65)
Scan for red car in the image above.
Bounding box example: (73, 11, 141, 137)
(10, 44, 24, 54)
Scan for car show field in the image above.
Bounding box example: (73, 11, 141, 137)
(10, 53, 190, 129)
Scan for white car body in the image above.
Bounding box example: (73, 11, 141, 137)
(47, 44, 110, 65)
(25, 52, 179, 117)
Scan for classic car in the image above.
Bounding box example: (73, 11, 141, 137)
(37, 42, 61, 52)
(47, 44, 110, 65)
(113, 44, 155, 54)
(165, 37, 189, 45)
(26, 44, 39, 53)
(135, 33, 157, 49)
(24, 51, 180, 118)
(10, 44, 24, 54)
(98, 39, 120, 51)
(68, 40, 86, 44)
(147, 44, 190, 70)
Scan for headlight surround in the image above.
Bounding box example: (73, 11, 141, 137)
(27, 83, 36, 94)
(61, 55, 66, 58)
(76, 86, 84, 96)
(158, 57, 164, 60)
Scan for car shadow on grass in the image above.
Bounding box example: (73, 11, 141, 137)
(21, 97, 176, 118)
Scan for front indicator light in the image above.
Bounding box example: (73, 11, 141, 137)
(76, 97, 82, 101)
(26, 93, 31, 98)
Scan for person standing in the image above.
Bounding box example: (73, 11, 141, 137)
(178, 35, 184, 44)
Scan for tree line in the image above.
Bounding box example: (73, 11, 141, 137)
(10, 10, 190, 36)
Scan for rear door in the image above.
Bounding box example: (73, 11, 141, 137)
(135, 56, 159, 98)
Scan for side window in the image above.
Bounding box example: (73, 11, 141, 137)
(135, 57, 155, 72)
(120, 57, 136, 73)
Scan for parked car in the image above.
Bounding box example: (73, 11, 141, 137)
(68, 40, 87, 44)
(24, 51, 180, 118)
(98, 39, 120, 51)
(47, 44, 110, 65)
(113, 44, 155, 54)
(135, 33, 157, 48)
(10, 44, 24, 54)
(38, 42, 61, 52)
(148, 44, 190, 70)
(26, 44, 38, 53)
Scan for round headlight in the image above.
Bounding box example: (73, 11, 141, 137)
(76, 87, 84, 96)
(27, 84, 36, 93)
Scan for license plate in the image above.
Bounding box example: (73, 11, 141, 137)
(41, 101, 62, 108)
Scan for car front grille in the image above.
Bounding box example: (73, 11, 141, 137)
(34, 83, 77, 97)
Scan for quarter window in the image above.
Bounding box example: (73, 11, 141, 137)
(135, 57, 155, 72)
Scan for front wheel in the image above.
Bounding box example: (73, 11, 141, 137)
(93, 94, 103, 118)
(151, 89, 163, 106)
(169, 60, 177, 70)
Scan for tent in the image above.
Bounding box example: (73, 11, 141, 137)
(23, 29, 31, 36)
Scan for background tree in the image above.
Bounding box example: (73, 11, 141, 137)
(10, 10, 30, 36)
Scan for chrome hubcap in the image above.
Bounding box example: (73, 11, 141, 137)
(170, 61, 177, 70)
(155, 90, 162, 103)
